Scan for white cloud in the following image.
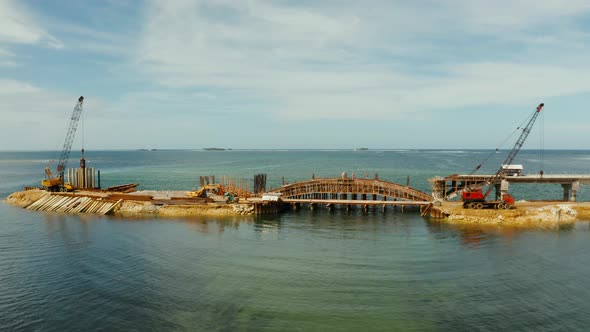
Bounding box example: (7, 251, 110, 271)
(0, 0, 63, 48)
(0, 79, 41, 94)
(0, 46, 17, 66)
(0, 80, 112, 150)
(135, 0, 590, 120)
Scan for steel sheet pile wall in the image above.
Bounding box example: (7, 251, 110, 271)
(67, 167, 97, 189)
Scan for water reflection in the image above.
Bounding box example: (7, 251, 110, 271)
(43, 212, 90, 247)
(181, 218, 244, 234)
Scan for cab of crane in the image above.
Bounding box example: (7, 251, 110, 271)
(501, 164, 523, 177)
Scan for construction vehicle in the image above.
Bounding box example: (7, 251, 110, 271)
(462, 103, 544, 209)
(462, 190, 515, 209)
(186, 184, 225, 198)
(42, 96, 85, 192)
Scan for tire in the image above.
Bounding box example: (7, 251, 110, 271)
(475, 203, 484, 209)
(495, 203, 502, 209)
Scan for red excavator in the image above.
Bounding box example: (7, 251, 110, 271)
(462, 103, 544, 209)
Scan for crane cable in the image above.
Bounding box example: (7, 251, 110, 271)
(82, 104, 85, 151)
(469, 108, 537, 175)
(539, 108, 544, 175)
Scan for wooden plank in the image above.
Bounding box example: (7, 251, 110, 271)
(107, 194, 153, 201)
(106, 183, 139, 192)
(26, 194, 51, 210)
(39, 196, 60, 211)
(104, 199, 123, 215)
(72, 197, 93, 213)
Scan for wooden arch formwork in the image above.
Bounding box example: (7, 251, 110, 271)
(270, 178, 433, 203)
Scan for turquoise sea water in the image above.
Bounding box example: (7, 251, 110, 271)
(1, 150, 590, 331)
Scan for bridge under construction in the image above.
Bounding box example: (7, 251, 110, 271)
(431, 174, 590, 202)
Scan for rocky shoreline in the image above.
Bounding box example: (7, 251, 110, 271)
(435, 201, 590, 229)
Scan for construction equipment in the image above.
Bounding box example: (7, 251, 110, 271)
(186, 184, 225, 198)
(42, 96, 85, 192)
(463, 103, 544, 209)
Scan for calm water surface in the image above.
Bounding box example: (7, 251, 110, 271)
(1, 150, 590, 331)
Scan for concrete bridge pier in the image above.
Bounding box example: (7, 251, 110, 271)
(494, 180, 511, 200)
(562, 181, 580, 202)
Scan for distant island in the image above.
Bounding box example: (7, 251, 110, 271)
(354, 147, 369, 151)
(203, 148, 226, 151)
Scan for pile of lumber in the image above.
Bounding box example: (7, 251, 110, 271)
(26, 193, 122, 215)
(107, 193, 153, 201)
(106, 183, 139, 193)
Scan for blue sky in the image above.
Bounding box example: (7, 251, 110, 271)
(1, 0, 590, 150)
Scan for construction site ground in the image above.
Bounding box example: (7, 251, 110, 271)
(4, 189, 254, 217)
(6, 189, 590, 228)
(437, 200, 590, 229)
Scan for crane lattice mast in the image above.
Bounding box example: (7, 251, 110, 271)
(56, 96, 84, 180)
(483, 103, 544, 198)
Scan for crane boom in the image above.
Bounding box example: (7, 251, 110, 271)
(42, 96, 85, 191)
(56, 96, 84, 179)
(483, 103, 544, 198)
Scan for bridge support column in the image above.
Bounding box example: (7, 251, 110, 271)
(500, 180, 510, 198)
(572, 181, 580, 202)
(562, 184, 571, 201)
(563, 181, 580, 202)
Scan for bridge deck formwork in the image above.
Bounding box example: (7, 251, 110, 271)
(270, 178, 432, 205)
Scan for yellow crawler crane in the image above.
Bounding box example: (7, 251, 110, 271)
(42, 96, 84, 192)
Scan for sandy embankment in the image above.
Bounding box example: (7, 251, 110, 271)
(437, 201, 590, 228)
(114, 200, 253, 217)
(4, 189, 255, 217)
(4, 189, 48, 208)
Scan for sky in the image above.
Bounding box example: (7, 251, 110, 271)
(1, 0, 590, 150)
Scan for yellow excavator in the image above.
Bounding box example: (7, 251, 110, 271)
(186, 184, 225, 198)
(42, 96, 84, 192)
